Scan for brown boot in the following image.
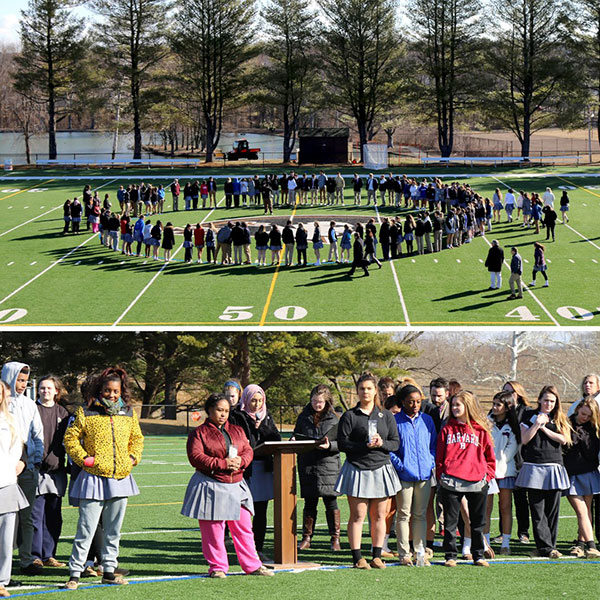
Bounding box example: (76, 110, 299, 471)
(298, 510, 316, 550)
(327, 508, 342, 551)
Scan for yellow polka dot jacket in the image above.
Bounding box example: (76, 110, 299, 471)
(64, 403, 144, 479)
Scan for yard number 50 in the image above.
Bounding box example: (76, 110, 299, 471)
(219, 305, 308, 321)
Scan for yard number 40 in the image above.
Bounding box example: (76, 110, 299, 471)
(219, 305, 308, 321)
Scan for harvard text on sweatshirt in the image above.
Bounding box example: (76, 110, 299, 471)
(436, 418, 496, 483)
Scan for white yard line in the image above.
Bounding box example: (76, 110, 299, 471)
(564, 223, 600, 251)
(374, 204, 411, 326)
(112, 198, 224, 326)
(0, 233, 98, 306)
(0, 178, 118, 238)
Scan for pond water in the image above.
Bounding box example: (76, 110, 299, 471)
(0, 131, 285, 163)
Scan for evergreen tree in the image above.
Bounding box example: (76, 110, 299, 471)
(261, 0, 319, 162)
(321, 0, 402, 162)
(410, 0, 483, 157)
(171, 0, 257, 163)
(485, 0, 581, 158)
(91, 0, 170, 159)
(14, 0, 86, 160)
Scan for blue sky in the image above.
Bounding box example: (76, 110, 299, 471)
(1, 2, 97, 45)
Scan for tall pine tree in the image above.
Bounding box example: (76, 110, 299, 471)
(91, 0, 170, 159)
(14, 0, 86, 160)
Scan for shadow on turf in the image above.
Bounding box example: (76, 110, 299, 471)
(433, 287, 507, 302)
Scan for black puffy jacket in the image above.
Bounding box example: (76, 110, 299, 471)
(293, 404, 341, 498)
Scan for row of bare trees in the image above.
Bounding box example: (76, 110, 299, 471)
(4, 0, 600, 162)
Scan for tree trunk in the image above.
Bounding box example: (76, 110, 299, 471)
(139, 379, 160, 418)
(48, 87, 57, 160)
(329, 377, 349, 411)
(231, 333, 251, 386)
(24, 124, 32, 165)
(283, 105, 292, 162)
(163, 370, 177, 420)
(520, 126, 531, 159)
(205, 119, 216, 163)
(111, 89, 121, 161)
(131, 65, 142, 159)
(385, 128, 395, 148)
(358, 121, 368, 163)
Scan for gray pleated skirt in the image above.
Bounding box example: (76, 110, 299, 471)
(515, 462, 570, 491)
(69, 471, 140, 500)
(37, 471, 67, 497)
(334, 461, 401, 499)
(181, 470, 254, 521)
(248, 460, 274, 502)
(565, 470, 600, 497)
(0, 483, 29, 515)
(498, 476, 516, 490)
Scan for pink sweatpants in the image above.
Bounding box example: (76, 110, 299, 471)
(198, 507, 262, 575)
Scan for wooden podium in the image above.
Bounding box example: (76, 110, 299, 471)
(254, 440, 321, 569)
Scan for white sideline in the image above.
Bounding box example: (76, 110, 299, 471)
(374, 203, 411, 326)
(112, 197, 224, 326)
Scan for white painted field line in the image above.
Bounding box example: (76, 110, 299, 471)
(481, 235, 560, 326)
(112, 197, 224, 326)
(0, 233, 98, 306)
(374, 204, 411, 326)
(565, 223, 600, 251)
(0, 178, 118, 238)
(138, 483, 188, 488)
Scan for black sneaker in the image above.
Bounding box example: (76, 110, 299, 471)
(20, 563, 44, 576)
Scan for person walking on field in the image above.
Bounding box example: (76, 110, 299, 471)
(529, 242, 549, 288)
(348, 233, 369, 277)
(484, 239, 504, 290)
(508, 247, 523, 300)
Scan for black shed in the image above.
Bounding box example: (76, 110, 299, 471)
(298, 128, 349, 165)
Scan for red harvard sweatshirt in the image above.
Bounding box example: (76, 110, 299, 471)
(436, 418, 496, 483)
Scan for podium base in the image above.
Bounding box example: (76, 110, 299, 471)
(263, 561, 321, 570)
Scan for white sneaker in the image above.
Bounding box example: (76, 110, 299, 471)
(529, 281, 535, 287)
(543, 281, 549, 287)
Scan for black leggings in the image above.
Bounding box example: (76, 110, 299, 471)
(532, 269, 548, 282)
(304, 495, 339, 513)
(253, 500, 268, 552)
(297, 248, 307, 265)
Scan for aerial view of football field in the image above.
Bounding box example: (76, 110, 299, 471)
(1, 166, 599, 328)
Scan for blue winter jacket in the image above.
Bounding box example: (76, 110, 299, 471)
(390, 411, 437, 482)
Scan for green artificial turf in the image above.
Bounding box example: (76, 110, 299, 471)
(7, 435, 598, 599)
(1, 168, 599, 327)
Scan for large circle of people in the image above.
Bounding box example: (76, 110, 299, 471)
(60, 175, 568, 274)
